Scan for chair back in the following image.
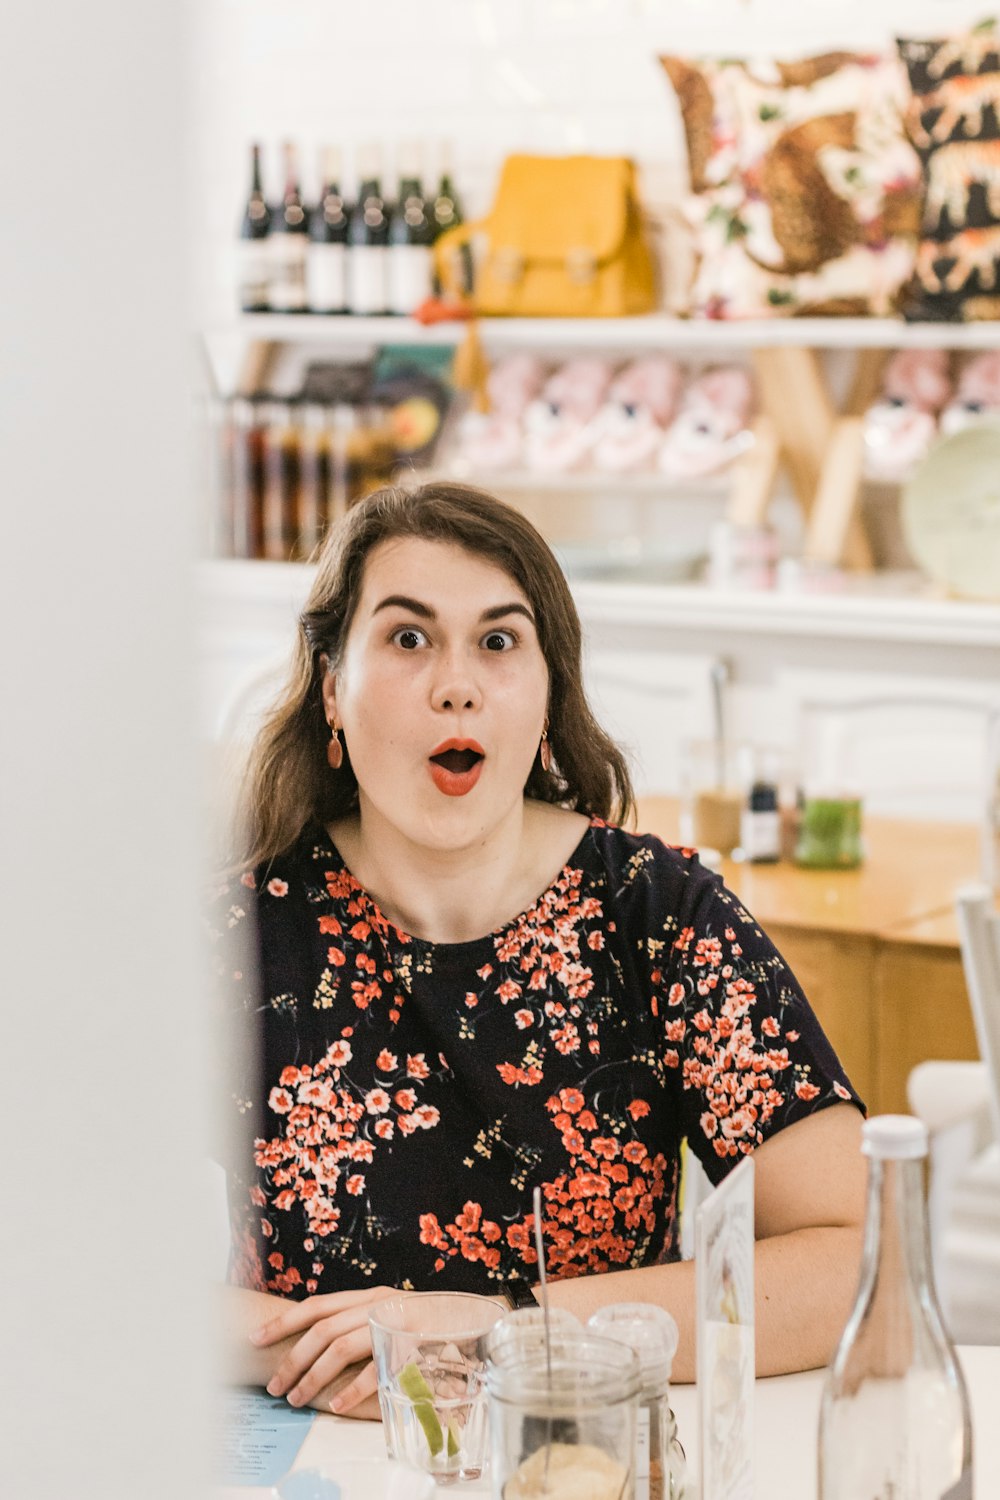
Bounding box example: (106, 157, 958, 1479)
(956, 883, 1000, 1144)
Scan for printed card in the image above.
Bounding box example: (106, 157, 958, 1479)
(695, 1154, 755, 1500)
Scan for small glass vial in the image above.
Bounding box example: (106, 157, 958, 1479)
(818, 1115, 973, 1500)
(588, 1303, 685, 1500)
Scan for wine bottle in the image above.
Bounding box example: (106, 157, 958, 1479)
(387, 145, 434, 316)
(238, 143, 270, 313)
(818, 1115, 973, 1500)
(431, 144, 472, 298)
(269, 142, 308, 313)
(307, 147, 349, 315)
(347, 145, 389, 315)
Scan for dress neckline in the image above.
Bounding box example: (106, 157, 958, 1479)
(307, 817, 600, 957)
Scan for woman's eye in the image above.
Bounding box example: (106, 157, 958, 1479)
(392, 627, 428, 650)
(482, 630, 516, 652)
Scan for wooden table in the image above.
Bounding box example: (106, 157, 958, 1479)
(635, 797, 982, 1114)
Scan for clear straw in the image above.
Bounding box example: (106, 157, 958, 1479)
(532, 1183, 553, 1492)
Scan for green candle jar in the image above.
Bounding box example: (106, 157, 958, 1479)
(794, 795, 863, 870)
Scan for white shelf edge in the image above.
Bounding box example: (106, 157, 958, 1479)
(216, 313, 1000, 353)
(198, 560, 1000, 649)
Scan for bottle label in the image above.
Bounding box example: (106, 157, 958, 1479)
(739, 808, 781, 862)
(269, 238, 307, 311)
(348, 246, 388, 315)
(634, 1405, 650, 1500)
(237, 243, 270, 311)
(388, 244, 433, 315)
(307, 243, 347, 313)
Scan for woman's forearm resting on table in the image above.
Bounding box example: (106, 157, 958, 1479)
(550, 1103, 866, 1382)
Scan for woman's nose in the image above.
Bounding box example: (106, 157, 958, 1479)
(430, 659, 482, 713)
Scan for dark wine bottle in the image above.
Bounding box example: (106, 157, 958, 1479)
(238, 143, 270, 312)
(432, 145, 472, 298)
(307, 147, 349, 315)
(346, 145, 389, 315)
(388, 145, 434, 315)
(269, 142, 308, 313)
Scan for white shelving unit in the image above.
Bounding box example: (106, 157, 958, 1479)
(222, 312, 1000, 352)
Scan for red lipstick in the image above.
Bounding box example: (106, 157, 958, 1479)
(428, 738, 486, 797)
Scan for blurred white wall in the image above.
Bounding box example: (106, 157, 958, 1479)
(0, 3, 204, 1497)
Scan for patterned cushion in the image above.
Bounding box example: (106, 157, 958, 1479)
(660, 51, 922, 318)
(899, 19, 1000, 321)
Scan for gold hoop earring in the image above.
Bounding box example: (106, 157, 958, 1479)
(327, 721, 343, 771)
(540, 717, 552, 773)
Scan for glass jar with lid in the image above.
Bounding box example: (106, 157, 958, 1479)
(588, 1303, 685, 1500)
(487, 1331, 640, 1499)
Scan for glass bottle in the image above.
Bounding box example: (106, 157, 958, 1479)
(269, 142, 309, 313)
(306, 146, 349, 314)
(588, 1303, 686, 1500)
(431, 143, 472, 298)
(818, 1115, 973, 1500)
(347, 144, 389, 315)
(388, 144, 434, 315)
(237, 142, 270, 313)
(260, 396, 301, 561)
(227, 396, 264, 559)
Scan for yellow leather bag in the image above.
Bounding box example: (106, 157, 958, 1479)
(435, 153, 657, 318)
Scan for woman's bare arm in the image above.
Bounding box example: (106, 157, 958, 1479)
(546, 1104, 866, 1381)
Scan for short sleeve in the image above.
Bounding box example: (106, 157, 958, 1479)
(645, 847, 865, 1187)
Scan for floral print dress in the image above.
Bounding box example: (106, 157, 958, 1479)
(207, 819, 862, 1299)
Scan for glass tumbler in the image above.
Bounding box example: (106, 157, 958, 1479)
(487, 1332, 640, 1499)
(369, 1291, 502, 1486)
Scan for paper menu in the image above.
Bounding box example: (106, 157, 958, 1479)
(695, 1154, 755, 1500)
(215, 1387, 316, 1487)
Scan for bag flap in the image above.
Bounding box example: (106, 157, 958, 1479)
(485, 154, 637, 264)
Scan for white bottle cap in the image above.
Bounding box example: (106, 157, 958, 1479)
(861, 1114, 928, 1160)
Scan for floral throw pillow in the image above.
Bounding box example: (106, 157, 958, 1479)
(659, 51, 922, 318)
(899, 19, 1000, 321)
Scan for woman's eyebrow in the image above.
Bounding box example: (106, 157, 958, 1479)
(371, 593, 434, 619)
(371, 595, 535, 626)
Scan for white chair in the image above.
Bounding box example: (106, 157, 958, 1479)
(914, 884, 1000, 1344)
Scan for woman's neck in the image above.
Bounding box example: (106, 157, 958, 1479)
(330, 799, 587, 945)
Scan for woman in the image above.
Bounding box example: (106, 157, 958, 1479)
(211, 481, 865, 1419)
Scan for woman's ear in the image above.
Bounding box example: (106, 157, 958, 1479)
(319, 657, 338, 723)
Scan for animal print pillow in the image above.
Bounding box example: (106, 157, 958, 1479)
(659, 51, 922, 318)
(899, 19, 1000, 321)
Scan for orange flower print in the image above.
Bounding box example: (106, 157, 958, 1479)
(795, 1079, 820, 1101)
(627, 1099, 651, 1121)
(376, 1048, 398, 1072)
(327, 1040, 352, 1067)
(266, 878, 288, 897)
(364, 1088, 391, 1114)
(394, 1087, 417, 1110)
(514, 1009, 534, 1029)
(406, 1054, 430, 1079)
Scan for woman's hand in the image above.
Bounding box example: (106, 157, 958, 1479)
(250, 1284, 394, 1416)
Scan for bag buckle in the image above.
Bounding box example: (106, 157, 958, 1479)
(566, 248, 598, 284)
(492, 247, 524, 284)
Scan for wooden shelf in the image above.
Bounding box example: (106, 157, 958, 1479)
(222, 312, 1000, 352)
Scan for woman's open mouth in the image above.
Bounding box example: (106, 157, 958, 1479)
(428, 740, 485, 797)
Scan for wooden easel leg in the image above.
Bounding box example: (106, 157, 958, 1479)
(751, 346, 835, 518)
(803, 414, 874, 570)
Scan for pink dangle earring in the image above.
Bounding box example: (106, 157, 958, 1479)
(540, 716, 552, 773)
(327, 720, 343, 771)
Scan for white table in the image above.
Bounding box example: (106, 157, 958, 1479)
(223, 1345, 1000, 1498)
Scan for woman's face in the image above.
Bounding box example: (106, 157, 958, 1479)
(323, 536, 550, 852)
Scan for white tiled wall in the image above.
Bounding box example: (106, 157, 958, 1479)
(192, 0, 989, 322)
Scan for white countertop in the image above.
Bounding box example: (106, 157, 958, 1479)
(220, 1344, 999, 1499)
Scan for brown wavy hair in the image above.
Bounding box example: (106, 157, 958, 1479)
(238, 482, 634, 868)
